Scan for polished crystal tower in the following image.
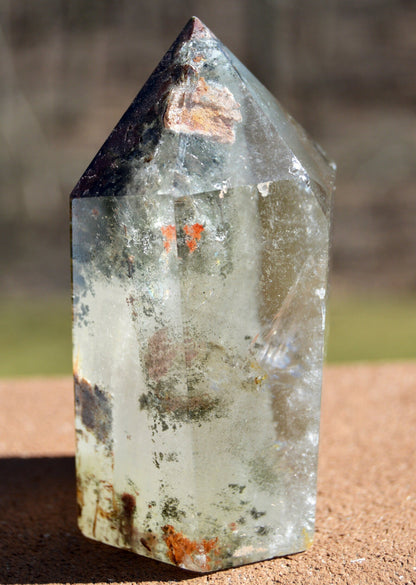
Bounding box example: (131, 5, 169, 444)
(71, 17, 335, 572)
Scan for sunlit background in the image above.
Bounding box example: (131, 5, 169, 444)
(1, 0, 415, 376)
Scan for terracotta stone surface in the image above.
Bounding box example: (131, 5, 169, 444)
(0, 363, 415, 584)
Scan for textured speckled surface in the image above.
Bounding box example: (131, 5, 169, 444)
(0, 362, 415, 584)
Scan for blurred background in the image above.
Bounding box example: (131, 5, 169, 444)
(0, 0, 415, 376)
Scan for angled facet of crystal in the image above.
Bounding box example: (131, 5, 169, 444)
(71, 17, 335, 572)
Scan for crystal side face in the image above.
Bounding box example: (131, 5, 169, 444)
(71, 17, 334, 572)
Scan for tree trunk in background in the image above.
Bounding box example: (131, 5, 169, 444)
(244, 0, 291, 97)
(244, 0, 336, 136)
(159, 0, 194, 40)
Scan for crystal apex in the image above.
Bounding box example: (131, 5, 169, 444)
(186, 16, 217, 40)
(70, 16, 215, 200)
(70, 15, 334, 203)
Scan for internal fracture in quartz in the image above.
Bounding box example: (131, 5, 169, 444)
(71, 17, 335, 572)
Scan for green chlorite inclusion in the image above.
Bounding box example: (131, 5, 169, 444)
(71, 16, 335, 572)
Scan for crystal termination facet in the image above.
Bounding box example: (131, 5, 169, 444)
(71, 16, 335, 572)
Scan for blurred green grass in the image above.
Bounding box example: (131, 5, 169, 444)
(0, 297, 72, 377)
(326, 294, 416, 363)
(0, 295, 415, 377)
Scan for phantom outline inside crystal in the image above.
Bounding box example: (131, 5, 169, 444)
(71, 16, 335, 572)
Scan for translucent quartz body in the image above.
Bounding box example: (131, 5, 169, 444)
(71, 16, 334, 572)
(72, 180, 328, 571)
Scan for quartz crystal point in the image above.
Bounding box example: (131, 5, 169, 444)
(71, 16, 335, 572)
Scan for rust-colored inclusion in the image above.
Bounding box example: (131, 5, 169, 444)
(162, 524, 219, 570)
